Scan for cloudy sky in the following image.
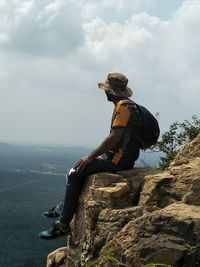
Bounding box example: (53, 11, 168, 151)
(0, 0, 199, 147)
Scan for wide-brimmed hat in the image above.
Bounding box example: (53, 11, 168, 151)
(98, 73, 133, 97)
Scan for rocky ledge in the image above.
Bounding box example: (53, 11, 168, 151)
(47, 133, 200, 267)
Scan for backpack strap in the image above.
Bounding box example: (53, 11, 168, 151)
(116, 99, 143, 145)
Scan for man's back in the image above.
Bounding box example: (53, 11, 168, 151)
(106, 99, 142, 169)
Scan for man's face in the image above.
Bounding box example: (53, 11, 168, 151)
(105, 91, 113, 102)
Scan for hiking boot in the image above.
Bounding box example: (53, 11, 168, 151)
(42, 206, 59, 218)
(39, 220, 70, 239)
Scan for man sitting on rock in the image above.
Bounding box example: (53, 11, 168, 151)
(39, 72, 142, 239)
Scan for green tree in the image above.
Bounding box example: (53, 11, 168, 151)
(155, 115, 200, 169)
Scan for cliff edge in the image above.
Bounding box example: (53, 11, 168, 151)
(46, 133, 200, 267)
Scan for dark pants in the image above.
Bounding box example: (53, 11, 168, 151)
(59, 157, 126, 225)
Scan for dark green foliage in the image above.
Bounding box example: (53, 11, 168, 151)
(180, 243, 200, 266)
(84, 247, 126, 267)
(84, 258, 100, 267)
(144, 264, 173, 267)
(155, 115, 200, 169)
(100, 247, 126, 266)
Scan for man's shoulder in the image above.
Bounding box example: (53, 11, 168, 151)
(116, 99, 134, 107)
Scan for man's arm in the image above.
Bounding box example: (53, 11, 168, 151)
(74, 128, 124, 172)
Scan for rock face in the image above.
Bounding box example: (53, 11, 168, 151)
(47, 134, 200, 267)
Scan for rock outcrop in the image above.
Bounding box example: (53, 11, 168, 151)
(47, 133, 200, 267)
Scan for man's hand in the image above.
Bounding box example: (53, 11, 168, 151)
(73, 155, 93, 173)
(73, 128, 124, 173)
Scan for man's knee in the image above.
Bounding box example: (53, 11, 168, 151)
(67, 168, 81, 181)
(65, 173, 68, 185)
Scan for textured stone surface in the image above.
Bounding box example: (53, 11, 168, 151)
(102, 203, 200, 266)
(171, 133, 200, 163)
(46, 247, 68, 267)
(47, 133, 200, 267)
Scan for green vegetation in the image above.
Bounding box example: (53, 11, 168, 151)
(144, 264, 173, 267)
(84, 258, 100, 267)
(100, 247, 126, 266)
(184, 243, 200, 254)
(84, 243, 200, 267)
(182, 243, 200, 266)
(84, 247, 126, 267)
(84, 250, 175, 267)
(155, 115, 200, 169)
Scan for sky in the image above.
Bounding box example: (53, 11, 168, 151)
(0, 0, 199, 148)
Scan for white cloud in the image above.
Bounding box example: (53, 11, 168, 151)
(0, 0, 199, 146)
(80, 2, 200, 129)
(0, 0, 84, 55)
(0, 0, 168, 55)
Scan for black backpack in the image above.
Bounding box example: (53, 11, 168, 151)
(135, 103, 160, 150)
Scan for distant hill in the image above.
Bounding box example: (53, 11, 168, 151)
(0, 143, 91, 174)
(0, 142, 19, 151)
(0, 142, 162, 173)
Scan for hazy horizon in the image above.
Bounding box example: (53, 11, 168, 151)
(0, 140, 94, 149)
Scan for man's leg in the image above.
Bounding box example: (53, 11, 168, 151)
(60, 157, 121, 225)
(42, 200, 64, 218)
(39, 157, 121, 239)
(42, 173, 68, 218)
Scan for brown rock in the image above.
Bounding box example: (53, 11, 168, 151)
(101, 203, 200, 266)
(46, 134, 200, 267)
(138, 172, 174, 208)
(172, 133, 200, 165)
(46, 247, 68, 267)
